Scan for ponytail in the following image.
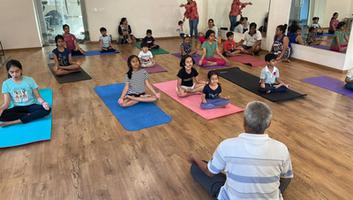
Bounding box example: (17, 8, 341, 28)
(126, 55, 140, 79)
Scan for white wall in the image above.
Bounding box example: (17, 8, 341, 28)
(0, 0, 42, 49)
(84, 0, 208, 40)
(322, 0, 352, 27)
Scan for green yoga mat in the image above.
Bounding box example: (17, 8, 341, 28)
(135, 41, 169, 55)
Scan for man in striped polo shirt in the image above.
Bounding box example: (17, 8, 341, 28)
(189, 101, 293, 200)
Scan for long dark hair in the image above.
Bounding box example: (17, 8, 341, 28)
(6, 59, 23, 78)
(126, 55, 140, 79)
(180, 55, 195, 68)
(120, 17, 127, 25)
(331, 12, 338, 20)
(274, 24, 287, 41)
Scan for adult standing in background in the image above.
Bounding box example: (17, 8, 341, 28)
(328, 12, 339, 34)
(229, 0, 252, 32)
(180, 0, 199, 38)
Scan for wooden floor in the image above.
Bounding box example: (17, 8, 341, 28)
(0, 38, 352, 200)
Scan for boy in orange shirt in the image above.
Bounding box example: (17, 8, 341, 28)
(222, 32, 242, 57)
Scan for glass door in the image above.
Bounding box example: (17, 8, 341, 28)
(34, 0, 89, 46)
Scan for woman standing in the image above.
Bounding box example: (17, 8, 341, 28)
(229, 0, 252, 31)
(180, 0, 199, 38)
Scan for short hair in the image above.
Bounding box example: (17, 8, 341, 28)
(207, 70, 219, 80)
(265, 53, 277, 62)
(100, 27, 107, 32)
(178, 20, 183, 25)
(239, 17, 246, 22)
(55, 34, 64, 44)
(63, 24, 69, 30)
(249, 22, 257, 29)
(205, 30, 215, 39)
(146, 29, 152, 34)
(208, 18, 214, 23)
(244, 101, 272, 134)
(226, 31, 234, 38)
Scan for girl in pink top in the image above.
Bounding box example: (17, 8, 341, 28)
(180, 0, 199, 38)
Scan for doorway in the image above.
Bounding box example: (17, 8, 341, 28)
(34, 0, 89, 46)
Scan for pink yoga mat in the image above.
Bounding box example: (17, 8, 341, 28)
(154, 80, 244, 120)
(171, 53, 229, 70)
(230, 55, 266, 67)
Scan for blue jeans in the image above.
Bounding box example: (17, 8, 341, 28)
(201, 98, 230, 110)
(345, 82, 353, 90)
(190, 162, 226, 199)
(229, 15, 238, 31)
(189, 19, 199, 38)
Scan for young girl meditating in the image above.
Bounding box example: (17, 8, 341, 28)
(177, 55, 206, 97)
(0, 60, 51, 127)
(118, 55, 160, 107)
(259, 54, 289, 94)
(52, 35, 82, 76)
(199, 30, 228, 67)
(201, 70, 230, 109)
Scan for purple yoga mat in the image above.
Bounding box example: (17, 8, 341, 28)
(144, 64, 168, 74)
(303, 76, 353, 98)
(122, 58, 167, 74)
(171, 53, 229, 70)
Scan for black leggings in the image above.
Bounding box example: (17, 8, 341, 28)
(259, 84, 288, 94)
(0, 104, 51, 123)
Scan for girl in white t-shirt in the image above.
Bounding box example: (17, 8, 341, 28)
(138, 43, 155, 68)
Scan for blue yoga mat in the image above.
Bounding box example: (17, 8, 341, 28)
(74, 50, 120, 57)
(0, 88, 53, 148)
(95, 84, 172, 131)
